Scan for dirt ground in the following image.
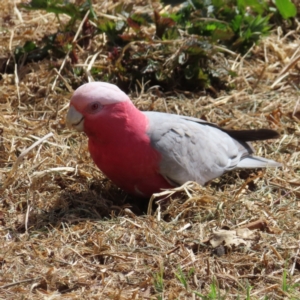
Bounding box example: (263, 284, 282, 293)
(0, 1, 299, 299)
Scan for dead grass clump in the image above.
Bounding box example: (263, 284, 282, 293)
(0, 1, 300, 299)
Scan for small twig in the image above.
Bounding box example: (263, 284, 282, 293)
(269, 245, 284, 262)
(14, 63, 20, 108)
(238, 218, 268, 231)
(251, 284, 279, 296)
(271, 72, 289, 89)
(8, 29, 21, 108)
(292, 99, 300, 118)
(25, 202, 31, 234)
(272, 54, 300, 89)
(206, 258, 210, 276)
(252, 65, 266, 92)
(2, 132, 53, 189)
(50, 10, 90, 94)
(234, 171, 264, 200)
(151, 181, 196, 215)
(13, 3, 24, 23)
(165, 246, 180, 255)
(32, 167, 76, 178)
(15, 133, 53, 170)
(177, 223, 192, 233)
(0, 277, 42, 289)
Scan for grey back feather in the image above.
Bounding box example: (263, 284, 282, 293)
(144, 111, 280, 186)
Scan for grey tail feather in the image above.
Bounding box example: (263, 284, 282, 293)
(237, 156, 282, 168)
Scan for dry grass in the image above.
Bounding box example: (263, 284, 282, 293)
(0, 1, 300, 299)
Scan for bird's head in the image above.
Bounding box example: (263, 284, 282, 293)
(65, 82, 130, 133)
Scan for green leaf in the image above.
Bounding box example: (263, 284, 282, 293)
(14, 41, 37, 58)
(184, 40, 209, 56)
(237, 0, 267, 15)
(175, 267, 188, 290)
(22, 0, 78, 17)
(231, 15, 243, 32)
(21, 0, 96, 22)
(212, 28, 234, 41)
(198, 68, 209, 81)
(163, 27, 180, 40)
(130, 13, 152, 26)
(275, 0, 297, 19)
(23, 41, 37, 52)
(82, 0, 97, 20)
(22, 0, 48, 9)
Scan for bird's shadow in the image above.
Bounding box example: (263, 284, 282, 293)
(16, 179, 151, 232)
(16, 169, 262, 232)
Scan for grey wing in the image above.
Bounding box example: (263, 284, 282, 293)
(144, 112, 249, 186)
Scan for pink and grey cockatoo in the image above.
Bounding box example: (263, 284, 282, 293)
(66, 82, 281, 197)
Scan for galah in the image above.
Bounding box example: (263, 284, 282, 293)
(66, 82, 281, 197)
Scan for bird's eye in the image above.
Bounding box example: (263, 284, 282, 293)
(91, 103, 99, 110)
(87, 101, 102, 114)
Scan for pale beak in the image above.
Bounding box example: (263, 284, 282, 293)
(66, 105, 84, 132)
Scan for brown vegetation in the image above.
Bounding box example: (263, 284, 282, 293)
(0, 1, 299, 299)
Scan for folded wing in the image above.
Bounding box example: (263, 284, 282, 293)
(145, 111, 280, 186)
